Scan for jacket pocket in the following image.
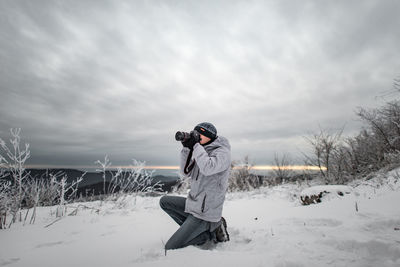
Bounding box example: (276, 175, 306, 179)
(201, 193, 207, 213)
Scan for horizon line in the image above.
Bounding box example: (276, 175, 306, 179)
(23, 164, 325, 171)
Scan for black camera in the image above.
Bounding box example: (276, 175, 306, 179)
(175, 130, 200, 142)
(175, 131, 191, 142)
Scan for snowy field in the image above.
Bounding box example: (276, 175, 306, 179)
(1, 169, 400, 267)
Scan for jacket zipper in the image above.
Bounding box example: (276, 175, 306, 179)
(201, 194, 206, 213)
(195, 168, 200, 181)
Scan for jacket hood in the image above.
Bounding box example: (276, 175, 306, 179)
(203, 135, 230, 151)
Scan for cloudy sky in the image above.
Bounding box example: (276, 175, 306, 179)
(0, 0, 399, 169)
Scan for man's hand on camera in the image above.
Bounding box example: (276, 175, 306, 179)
(182, 130, 200, 149)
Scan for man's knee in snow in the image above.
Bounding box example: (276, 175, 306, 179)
(159, 195, 168, 210)
(159, 195, 165, 208)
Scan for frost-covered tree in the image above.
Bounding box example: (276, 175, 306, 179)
(304, 86, 400, 183)
(352, 101, 400, 171)
(343, 76, 400, 174)
(272, 152, 294, 183)
(95, 155, 111, 195)
(304, 127, 344, 184)
(0, 148, 8, 228)
(0, 128, 30, 224)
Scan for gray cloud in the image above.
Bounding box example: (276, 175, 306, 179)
(1, 0, 399, 168)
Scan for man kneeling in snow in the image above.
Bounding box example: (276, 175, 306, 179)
(160, 122, 231, 250)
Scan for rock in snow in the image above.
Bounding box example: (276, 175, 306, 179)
(300, 185, 352, 205)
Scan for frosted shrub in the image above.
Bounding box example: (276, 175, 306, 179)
(384, 151, 400, 169)
(38, 171, 63, 206)
(172, 173, 190, 194)
(0, 151, 6, 178)
(229, 156, 262, 192)
(111, 160, 160, 195)
(0, 180, 10, 229)
(95, 156, 162, 201)
(0, 154, 8, 228)
(54, 174, 83, 217)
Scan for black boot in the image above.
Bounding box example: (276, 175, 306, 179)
(215, 217, 230, 242)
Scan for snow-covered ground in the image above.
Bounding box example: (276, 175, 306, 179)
(1, 169, 400, 267)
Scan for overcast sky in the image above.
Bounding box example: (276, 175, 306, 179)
(0, 0, 399, 169)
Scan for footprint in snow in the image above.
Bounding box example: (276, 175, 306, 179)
(35, 241, 64, 248)
(229, 228, 252, 243)
(131, 249, 164, 263)
(0, 258, 20, 266)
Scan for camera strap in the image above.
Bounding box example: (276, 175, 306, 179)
(184, 148, 196, 174)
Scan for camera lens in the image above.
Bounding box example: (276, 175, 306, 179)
(175, 131, 185, 141)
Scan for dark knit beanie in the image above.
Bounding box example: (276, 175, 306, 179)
(194, 122, 217, 140)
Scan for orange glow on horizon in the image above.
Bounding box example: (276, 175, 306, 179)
(250, 165, 326, 171)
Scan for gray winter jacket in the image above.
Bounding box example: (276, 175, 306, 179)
(180, 136, 231, 222)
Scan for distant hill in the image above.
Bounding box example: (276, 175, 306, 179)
(76, 178, 179, 197)
(3, 168, 180, 194)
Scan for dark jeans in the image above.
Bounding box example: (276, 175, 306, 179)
(160, 195, 212, 250)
